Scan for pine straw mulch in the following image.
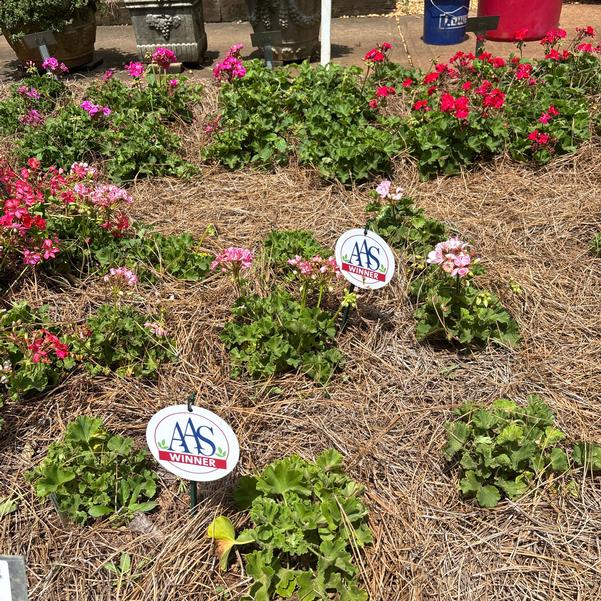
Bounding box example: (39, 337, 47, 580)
(1, 134, 601, 599)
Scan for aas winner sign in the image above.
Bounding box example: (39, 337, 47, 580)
(146, 405, 240, 482)
(335, 228, 395, 290)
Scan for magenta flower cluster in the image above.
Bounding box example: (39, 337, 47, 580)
(427, 237, 474, 278)
(80, 100, 111, 118)
(17, 85, 40, 100)
(125, 61, 145, 78)
(41, 57, 68, 74)
(152, 47, 177, 70)
(213, 44, 246, 82)
(19, 109, 44, 127)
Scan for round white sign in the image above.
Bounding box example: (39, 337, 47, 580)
(335, 228, 395, 290)
(146, 405, 240, 482)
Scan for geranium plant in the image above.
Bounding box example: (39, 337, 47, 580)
(444, 396, 601, 508)
(412, 237, 519, 347)
(217, 233, 356, 383)
(0, 158, 213, 284)
(207, 449, 372, 600)
(0, 302, 74, 405)
(28, 415, 158, 524)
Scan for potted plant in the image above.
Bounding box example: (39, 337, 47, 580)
(0, 0, 99, 69)
(246, 0, 321, 63)
(123, 0, 207, 64)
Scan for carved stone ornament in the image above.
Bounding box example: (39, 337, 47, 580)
(246, 0, 321, 62)
(123, 0, 207, 64)
(145, 14, 182, 41)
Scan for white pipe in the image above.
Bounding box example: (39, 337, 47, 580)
(320, 0, 332, 65)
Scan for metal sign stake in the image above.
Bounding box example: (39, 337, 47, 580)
(186, 392, 200, 514)
(466, 16, 500, 54)
(251, 31, 283, 69)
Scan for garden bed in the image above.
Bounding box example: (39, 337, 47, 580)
(1, 37, 600, 601)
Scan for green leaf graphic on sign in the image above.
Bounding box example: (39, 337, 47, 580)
(216, 446, 226, 458)
(379, 265, 387, 273)
(342, 254, 349, 261)
(157, 439, 168, 449)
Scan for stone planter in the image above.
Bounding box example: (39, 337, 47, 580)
(3, 7, 97, 69)
(123, 0, 207, 64)
(246, 0, 321, 63)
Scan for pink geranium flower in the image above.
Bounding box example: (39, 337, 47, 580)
(427, 237, 474, 278)
(152, 47, 177, 70)
(125, 61, 145, 78)
(103, 266, 138, 287)
(211, 247, 253, 273)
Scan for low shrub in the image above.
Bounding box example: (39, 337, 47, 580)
(263, 230, 330, 268)
(411, 270, 519, 347)
(9, 52, 200, 183)
(0, 158, 212, 284)
(208, 31, 600, 182)
(367, 182, 519, 348)
(28, 416, 158, 524)
(207, 449, 372, 601)
(74, 303, 176, 379)
(0, 302, 74, 406)
(205, 57, 400, 183)
(444, 396, 601, 507)
(221, 290, 343, 383)
(0, 71, 68, 135)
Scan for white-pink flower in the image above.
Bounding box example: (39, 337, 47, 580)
(375, 180, 404, 201)
(427, 236, 474, 278)
(144, 321, 166, 337)
(288, 254, 341, 280)
(90, 185, 133, 208)
(376, 180, 391, 198)
(103, 266, 138, 287)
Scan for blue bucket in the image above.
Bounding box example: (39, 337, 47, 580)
(423, 0, 470, 45)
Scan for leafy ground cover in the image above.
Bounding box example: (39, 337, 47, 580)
(0, 29, 600, 601)
(206, 32, 601, 182)
(0, 52, 200, 183)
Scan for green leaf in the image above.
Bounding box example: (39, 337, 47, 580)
(0, 497, 17, 518)
(443, 421, 470, 459)
(496, 475, 529, 499)
(119, 552, 132, 574)
(316, 449, 343, 471)
(35, 465, 76, 496)
(257, 460, 306, 496)
(549, 448, 569, 472)
(459, 470, 481, 495)
(496, 423, 523, 444)
(476, 485, 501, 508)
(206, 516, 237, 571)
(88, 505, 113, 518)
(66, 416, 103, 445)
(234, 476, 259, 510)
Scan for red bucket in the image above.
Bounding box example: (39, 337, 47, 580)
(477, 0, 563, 41)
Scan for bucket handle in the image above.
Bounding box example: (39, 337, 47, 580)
(429, 1, 468, 18)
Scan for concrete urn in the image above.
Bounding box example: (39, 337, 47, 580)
(123, 0, 207, 63)
(246, 0, 321, 63)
